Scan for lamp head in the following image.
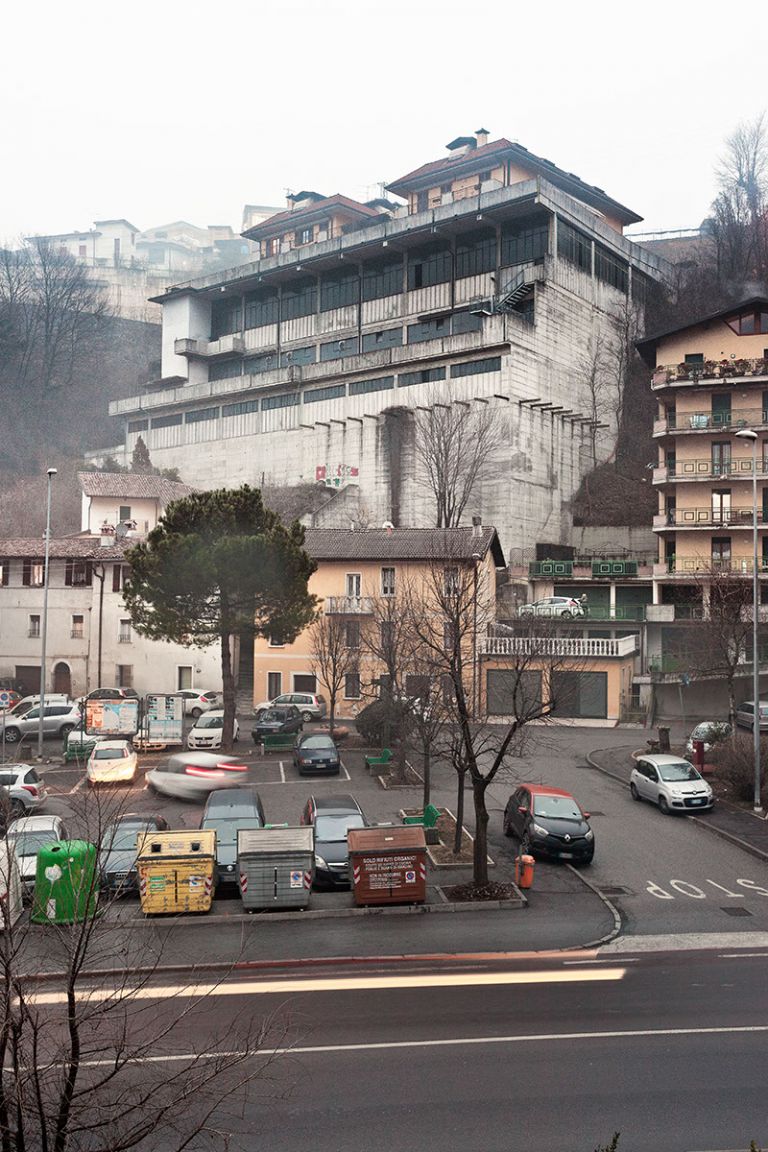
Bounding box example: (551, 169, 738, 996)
(735, 429, 758, 442)
(46, 467, 57, 477)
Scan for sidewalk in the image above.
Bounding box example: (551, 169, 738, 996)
(588, 744, 768, 862)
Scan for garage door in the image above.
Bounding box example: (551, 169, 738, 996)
(15, 666, 40, 695)
(551, 671, 607, 719)
(486, 670, 542, 716)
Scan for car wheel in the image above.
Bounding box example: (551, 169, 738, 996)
(191, 708, 202, 719)
(3, 728, 20, 744)
(560, 610, 572, 619)
(60, 724, 75, 738)
(658, 795, 670, 815)
(630, 782, 641, 801)
(10, 799, 25, 817)
(302, 711, 313, 723)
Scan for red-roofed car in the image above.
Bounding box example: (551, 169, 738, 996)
(503, 784, 594, 865)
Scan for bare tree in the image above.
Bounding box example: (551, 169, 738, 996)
(413, 396, 503, 527)
(687, 567, 762, 726)
(360, 591, 416, 782)
(309, 611, 358, 734)
(712, 112, 768, 286)
(582, 332, 610, 466)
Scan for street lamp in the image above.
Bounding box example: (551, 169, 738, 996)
(471, 552, 482, 720)
(734, 428, 762, 813)
(37, 467, 57, 761)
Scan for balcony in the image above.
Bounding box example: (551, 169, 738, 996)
(480, 635, 638, 659)
(654, 556, 766, 577)
(654, 408, 768, 436)
(651, 357, 768, 390)
(653, 458, 768, 484)
(590, 560, 639, 576)
(528, 560, 574, 578)
(325, 596, 375, 615)
(173, 338, 206, 357)
(654, 507, 765, 530)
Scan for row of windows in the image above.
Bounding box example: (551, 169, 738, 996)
(26, 613, 132, 642)
(0, 560, 128, 590)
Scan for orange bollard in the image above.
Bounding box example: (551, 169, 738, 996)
(514, 853, 535, 889)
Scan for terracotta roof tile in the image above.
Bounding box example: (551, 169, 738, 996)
(302, 526, 504, 564)
(77, 472, 195, 503)
(0, 538, 127, 559)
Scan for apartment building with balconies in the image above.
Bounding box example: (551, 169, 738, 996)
(106, 129, 668, 560)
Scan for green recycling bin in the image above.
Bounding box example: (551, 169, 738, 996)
(32, 841, 99, 924)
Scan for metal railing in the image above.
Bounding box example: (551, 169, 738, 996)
(652, 357, 768, 388)
(655, 458, 768, 481)
(656, 507, 766, 527)
(660, 556, 766, 575)
(661, 408, 768, 431)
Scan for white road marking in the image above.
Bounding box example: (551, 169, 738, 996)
(68, 776, 86, 795)
(27, 967, 627, 1005)
(563, 958, 639, 965)
(65, 1022, 768, 1068)
(340, 762, 350, 781)
(279, 761, 286, 784)
(719, 952, 768, 959)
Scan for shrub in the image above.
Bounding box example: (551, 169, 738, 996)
(711, 733, 768, 804)
(355, 697, 414, 745)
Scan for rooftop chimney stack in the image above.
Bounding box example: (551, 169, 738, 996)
(475, 128, 490, 148)
(471, 515, 483, 539)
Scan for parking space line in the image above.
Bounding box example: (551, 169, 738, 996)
(68, 777, 86, 795)
(279, 761, 286, 784)
(340, 763, 350, 781)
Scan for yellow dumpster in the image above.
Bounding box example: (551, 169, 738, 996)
(136, 830, 216, 914)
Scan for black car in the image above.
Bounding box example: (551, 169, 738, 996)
(100, 813, 170, 895)
(293, 733, 341, 776)
(252, 705, 303, 742)
(300, 794, 366, 887)
(503, 785, 594, 865)
(200, 787, 266, 884)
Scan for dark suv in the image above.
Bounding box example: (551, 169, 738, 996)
(252, 706, 303, 742)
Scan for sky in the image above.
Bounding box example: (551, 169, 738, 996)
(4, 0, 768, 242)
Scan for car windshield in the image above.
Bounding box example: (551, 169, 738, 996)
(532, 795, 582, 820)
(314, 814, 364, 842)
(105, 829, 141, 851)
(301, 737, 335, 751)
(659, 760, 701, 782)
(203, 816, 263, 844)
(196, 715, 223, 729)
(93, 747, 127, 759)
(259, 710, 285, 722)
(8, 832, 59, 856)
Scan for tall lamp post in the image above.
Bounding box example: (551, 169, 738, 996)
(471, 552, 482, 721)
(734, 428, 762, 814)
(37, 467, 57, 761)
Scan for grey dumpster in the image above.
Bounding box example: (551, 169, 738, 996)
(237, 827, 314, 910)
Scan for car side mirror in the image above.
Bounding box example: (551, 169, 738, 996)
(518, 806, 528, 815)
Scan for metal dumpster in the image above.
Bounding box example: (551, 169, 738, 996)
(32, 841, 98, 924)
(237, 827, 314, 910)
(347, 826, 427, 906)
(136, 830, 216, 914)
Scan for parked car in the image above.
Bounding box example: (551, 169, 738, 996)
(0, 701, 82, 744)
(200, 787, 266, 884)
(0, 764, 48, 822)
(187, 710, 239, 750)
(178, 689, 222, 718)
(517, 596, 586, 619)
(503, 784, 594, 864)
(145, 752, 249, 800)
(685, 721, 732, 756)
(6, 814, 68, 897)
(78, 687, 139, 704)
(735, 701, 768, 731)
(256, 692, 327, 723)
(86, 740, 139, 785)
(100, 814, 169, 895)
(8, 693, 70, 715)
(300, 794, 367, 887)
(630, 754, 714, 814)
(252, 705, 302, 742)
(293, 733, 341, 776)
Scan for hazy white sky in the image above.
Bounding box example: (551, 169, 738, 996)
(4, 0, 767, 241)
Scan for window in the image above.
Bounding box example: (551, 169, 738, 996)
(264, 237, 280, 258)
(178, 665, 193, 690)
(399, 367, 446, 387)
(116, 665, 133, 688)
(209, 359, 243, 382)
(685, 353, 704, 364)
(22, 559, 45, 587)
(119, 619, 132, 644)
(444, 567, 459, 595)
(185, 407, 220, 424)
(344, 672, 361, 699)
(443, 621, 456, 652)
(296, 225, 314, 246)
(267, 672, 282, 699)
(451, 357, 501, 378)
(345, 620, 360, 649)
(65, 559, 92, 587)
(711, 537, 732, 568)
(112, 564, 130, 592)
(456, 229, 496, 278)
(320, 269, 358, 311)
(362, 257, 403, 301)
(269, 634, 285, 647)
(243, 351, 278, 376)
(119, 506, 131, 522)
(151, 413, 183, 429)
(262, 392, 301, 411)
(451, 311, 483, 335)
(280, 344, 315, 368)
(380, 621, 394, 650)
(79, 244, 87, 258)
(304, 384, 346, 404)
(346, 573, 361, 598)
(211, 296, 242, 339)
(595, 244, 628, 292)
(244, 288, 278, 329)
(128, 419, 148, 433)
(416, 191, 429, 213)
(407, 317, 449, 344)
(725, 309, 768, 336)
(293, 674, 317, 693)
(440, 183, 452, 195)
(407, 243, 452, 290)
(0, 559, 8, 587)
(320, 338, 359, 362)
(281, 277, 317, 320)
(381, 567, 395, 596)
(348, 375, 394, 396)
(222, 399, 259, 417)
(502, 220, 549, 266)
(556, 219, 591, 272)
(28, 614, 41, 638)
(361, 327, 403, 352)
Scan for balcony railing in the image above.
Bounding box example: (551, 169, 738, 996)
(652, 357, 768, 389)
(528, 560, 573, 578)
(654, 507, 766, 528)
(480, 635, 638, 658)
(654, 458, 768, 482)
(325, 596, 375, 615)
(656, 408, 768, 433)
(657, 556, 767, 576)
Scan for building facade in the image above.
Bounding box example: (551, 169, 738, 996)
(105, 130, 668, 561)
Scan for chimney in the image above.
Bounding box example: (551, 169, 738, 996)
(446, 136, 476, 158)
(471, 515, 483, 539)
(475, 128, 490, 148)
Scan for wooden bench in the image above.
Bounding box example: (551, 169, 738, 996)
(261, 733, 296, 754)
(364, 747, 392, 772)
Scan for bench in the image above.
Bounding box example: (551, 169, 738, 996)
(402, 803, 441, 829)
(364, 748, 392, 772)
(261, 733, 296, 754)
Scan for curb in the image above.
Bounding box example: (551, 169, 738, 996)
(565, 863, 622, 948)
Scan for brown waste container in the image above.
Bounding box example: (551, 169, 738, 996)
(347, 825, 427, 906)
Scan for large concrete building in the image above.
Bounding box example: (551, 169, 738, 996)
(105, 129, 669, 558)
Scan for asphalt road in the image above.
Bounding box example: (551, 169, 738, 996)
(38, 948, 768, 1152)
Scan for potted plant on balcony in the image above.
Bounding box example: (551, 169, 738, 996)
(702, 360, 718, 378)
(752, 357, 768, 376)
(676, 362, 691, 380)
(732, 359, 749, 376)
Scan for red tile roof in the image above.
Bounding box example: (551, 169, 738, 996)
(0, 538, 127, 559)
(242, 195, 381, 240)
(302, 526, 505, 565)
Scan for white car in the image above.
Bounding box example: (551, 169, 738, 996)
(6, 814, 68, 896)
(517, 596, 586, 619)
(630, 754, 714, 814)
(146, 752, 249, 800)
(179, 689, 222, 718)
(86, 740, 139, 785)
(187, 710, 239, 750)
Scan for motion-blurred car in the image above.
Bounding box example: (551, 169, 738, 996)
(86, 740, 138, 785)
(503, 784, 594, 864)
(685, 721, 731, 756)
(200, 787, 266, 884)
(145, 752, 249, 800)
(100, 814, 169, 895)
(630, 754, 714, 814)
(252, 705, 302, 742)
(0, 764, 48, 821)
(77, 687, 139, 705)
(255, 692, 327, 723)
(517, 596, 586, 619)
(6, 814, 68, 897)
(293, 733, 341, 776)
(300, 794, 366, 887)
(187, 710, 239, 750)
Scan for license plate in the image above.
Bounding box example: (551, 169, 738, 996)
(560, 852, 573, 859)
(690, 798, 705, 805)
